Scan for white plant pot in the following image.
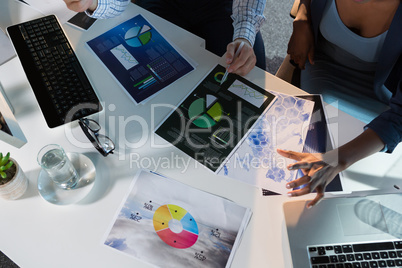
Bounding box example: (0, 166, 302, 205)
(0, 158, 29, 200)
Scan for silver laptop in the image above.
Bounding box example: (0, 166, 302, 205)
(284, 190, 402, 268)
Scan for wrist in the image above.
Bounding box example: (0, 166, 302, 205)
(234, 38, 252, 48)
(334, 128, 385, 170)
(322, 149, 348, 173)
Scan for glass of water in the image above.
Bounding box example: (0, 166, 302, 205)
(37, 144, 79, 189)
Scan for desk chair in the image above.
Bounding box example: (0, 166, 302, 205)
(275, 0, 301, 87)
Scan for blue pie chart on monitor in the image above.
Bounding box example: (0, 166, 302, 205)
(125, 25, 152, 47)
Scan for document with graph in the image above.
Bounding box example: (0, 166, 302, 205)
(217, 92, 315, 195)
(87, 14, 195, 104)
(103, 169, 252, 268)
(155, 64, 277, 172)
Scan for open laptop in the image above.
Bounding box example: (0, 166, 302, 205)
(283, 95, 402, 267)
(284, 189, 402, 268)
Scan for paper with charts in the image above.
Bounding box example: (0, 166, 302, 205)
(87, 14, 195, 104)
(103, 169, 252, 268)
(155, 64, 277, 172)
(217, 92, 314, 195)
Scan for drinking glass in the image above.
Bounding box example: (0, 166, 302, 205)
(37, 144, 78, 189)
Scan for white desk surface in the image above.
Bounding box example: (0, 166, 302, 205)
(0, 1, 401, 268)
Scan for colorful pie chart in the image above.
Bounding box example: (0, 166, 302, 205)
(125, 25, 152, 47)
(188, 95, 223, 128)
(153, 204, 199, 249)
(214, 71, 226, 83)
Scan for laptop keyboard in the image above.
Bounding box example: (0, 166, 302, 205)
(7, 15, 102, 128)
(308, 241, 402, 268)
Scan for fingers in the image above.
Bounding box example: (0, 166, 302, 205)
(64, 0, 96, 12)
(276, 149, 303, 161)
(289, 160, 325, 171)
(287, 167, 329, 209)
(286, 174, 312, 190)
(228, 45, 256, 76)
(278, 148, 330, 208)
(306, 187, 324, 209)
(225, 42, 236, 65)
(289, 53, 307, 69)
(287, 184, 311, 197)
(287, 43, 307, 69)
(224, 39, 256, 76)
(225, 40, 248, 65)
(287, 180, 325, 209)
(288, 162, 312, 170)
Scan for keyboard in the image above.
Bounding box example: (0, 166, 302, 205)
(7, 15, 102, 128)
(308, 241, 402, 268)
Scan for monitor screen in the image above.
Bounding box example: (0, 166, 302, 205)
(0, 81, 27, 148)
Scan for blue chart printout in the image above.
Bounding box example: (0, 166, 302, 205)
(217, 92, 314, 195)
(87, 15, 195, 104)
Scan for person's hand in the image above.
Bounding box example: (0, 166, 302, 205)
(63, 0, 98, 12)
(224, 38, 256, 76)
(287, 19, 315, 70)
(277, 149, 343, 208)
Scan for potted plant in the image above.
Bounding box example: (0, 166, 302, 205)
(0, 152, 28, 200)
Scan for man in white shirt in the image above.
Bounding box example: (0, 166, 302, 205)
(63, 0, 267, 76)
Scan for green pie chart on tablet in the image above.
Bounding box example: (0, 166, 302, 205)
(125, 25, 152, 47)
(188, 95, 223, 128)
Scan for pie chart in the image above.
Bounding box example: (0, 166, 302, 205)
(124, 24, 152, 47)
(153, 204, 199, 249)
(188, 95, 223, 128)
(214, 71, 226, 83)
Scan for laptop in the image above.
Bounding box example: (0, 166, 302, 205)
(284, 190, 402, 268)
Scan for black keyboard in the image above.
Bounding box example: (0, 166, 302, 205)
(7, 15, 102, 128)
(308, 241, 402, 268)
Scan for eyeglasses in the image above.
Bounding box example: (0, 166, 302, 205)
(79, 118, 115, 157)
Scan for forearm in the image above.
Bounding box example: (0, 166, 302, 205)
(332, 128, 385, 170)
(231, 0, 266, 47)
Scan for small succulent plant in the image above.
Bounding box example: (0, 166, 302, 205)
(0, 152, 14, 181)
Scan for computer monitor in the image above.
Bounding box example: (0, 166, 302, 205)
(0, 81, 27, 148)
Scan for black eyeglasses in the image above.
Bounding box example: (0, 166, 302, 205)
(79, 118, 115, 157)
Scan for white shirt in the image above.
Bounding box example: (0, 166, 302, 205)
(88, 0, 266, 46)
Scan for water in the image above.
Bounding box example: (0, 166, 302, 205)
(41, 149, 78, 189)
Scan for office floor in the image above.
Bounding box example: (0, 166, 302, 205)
(0, 2, 293, 267)
(260, 0, 294, 74)
(0, 254, 18, 268)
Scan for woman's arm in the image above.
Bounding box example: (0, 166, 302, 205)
(287, 0, 315, 69)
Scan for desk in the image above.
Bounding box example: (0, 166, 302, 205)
(0, 1, 401, 268)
